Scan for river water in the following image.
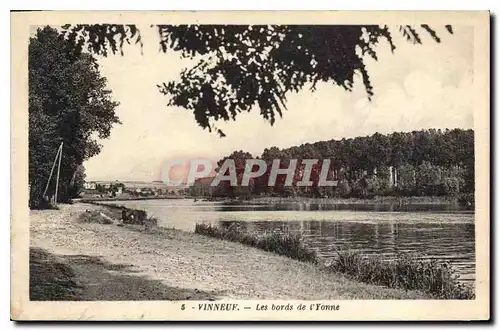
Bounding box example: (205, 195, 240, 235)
(104, 199, 475, 283)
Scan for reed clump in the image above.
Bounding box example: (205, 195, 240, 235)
(194, 223, 318, 263)
(329, 250, 475, 299)
(195, 223, 474, 300)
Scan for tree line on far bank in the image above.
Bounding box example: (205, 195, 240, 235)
(28, 24, 463, 209)
(193, 129, 474, 204)
(29, 27, 120, 209)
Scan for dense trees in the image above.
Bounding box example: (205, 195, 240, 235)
(211, 150, 255, 198)
(61, 24, 452, 136)
(29, 27, 120, 208)
(208, 128, 474, 199)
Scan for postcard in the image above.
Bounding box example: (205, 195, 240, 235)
(11, 10, 490, 321)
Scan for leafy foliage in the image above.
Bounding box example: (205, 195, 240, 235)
(195, 222, 473, 299)
(329, 250, 474, 299)
(29, 27, 120, 208)
(195, 222, 318, 263)
(61, 24, 143, 56)
(60, 24, 452, 135)
(211, 150, 254, 198)
(196, 128, 474, 199)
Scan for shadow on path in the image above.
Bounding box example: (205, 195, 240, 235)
(30, 247, 220, 301)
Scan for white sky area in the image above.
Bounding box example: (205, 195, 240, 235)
(84, 25, 474, 181)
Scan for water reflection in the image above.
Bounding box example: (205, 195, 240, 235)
(215, 202, 468, 212)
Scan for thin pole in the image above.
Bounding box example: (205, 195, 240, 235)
(42, 143, 62, 198)
(54, 142, 63, 206)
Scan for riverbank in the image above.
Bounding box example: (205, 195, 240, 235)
(30, 203, 429, 300)
(79, 195, 186, 202)
(247, 196, 458, 205)
(81, 194, 473, 211)
(82, 195, 455, 204)
(202, 195, 472, 211)
(195, 224, 474, 299)
(220, 195, 461, 205)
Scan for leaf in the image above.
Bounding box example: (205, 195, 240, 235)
(57, 24, 451, 136)
(421, 24, 441, 43)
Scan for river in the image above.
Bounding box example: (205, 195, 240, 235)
(104, 199, 475, 283)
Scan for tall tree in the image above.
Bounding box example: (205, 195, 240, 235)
(29, 27, 120, 208)
(213, 150, 254, 198)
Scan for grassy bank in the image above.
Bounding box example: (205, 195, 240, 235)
(79, 201, 159, 227)
(328, 250, 474, 299)
(194, 223, 317, 263)
(80, 195, 185, 202)
(195, 223, 474, 300)
(30, 203, 431, 300)
(79, 203, 474, 299)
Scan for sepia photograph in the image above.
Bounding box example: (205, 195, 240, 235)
(10, 11, 490, 321)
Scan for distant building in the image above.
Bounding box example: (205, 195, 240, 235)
(83, 182, 97, 190)
(115, 186, 123, 196)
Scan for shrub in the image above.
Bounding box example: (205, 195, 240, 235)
(195, 223, 474, 299)
(194, 223, 317, 263)
(77, 210, 114, 224)
(144, 216, 158, 231)
(329, 250, 474, 299)
(458, 193, 475, 210)
(335, 179, 352, 198)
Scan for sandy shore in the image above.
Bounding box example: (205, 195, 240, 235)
(30, 203, 428, 300)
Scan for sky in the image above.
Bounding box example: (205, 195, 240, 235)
(84, 25, 474, 182)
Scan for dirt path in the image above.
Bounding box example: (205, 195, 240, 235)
(30, 203, 427, 300)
